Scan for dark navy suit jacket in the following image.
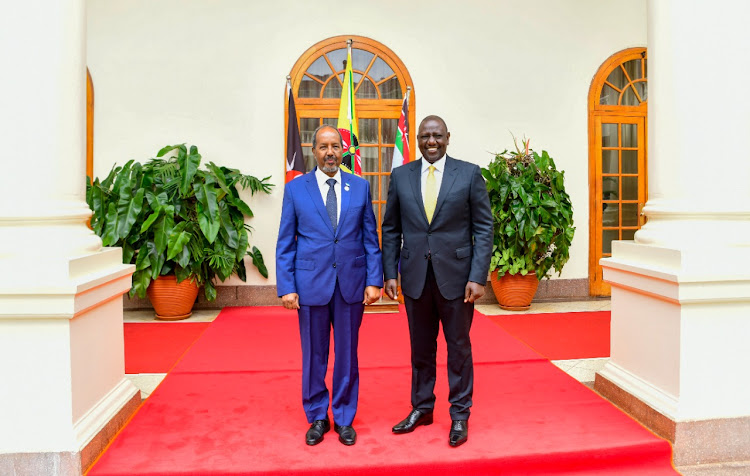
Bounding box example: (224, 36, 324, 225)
(381, 156, 493, 300)
(276, 169, 383, 306)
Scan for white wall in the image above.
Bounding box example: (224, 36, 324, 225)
(87, 0, 647, 286)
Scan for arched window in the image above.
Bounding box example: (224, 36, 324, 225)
(287, 35, 415, 242)
(588, 48, 648, 295)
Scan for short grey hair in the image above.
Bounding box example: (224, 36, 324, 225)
(312, 124, 343, 148)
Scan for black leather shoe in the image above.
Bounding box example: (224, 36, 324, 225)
(392, 409, 434, 434)
(334, 423, 357, 445)
(448, 420, 468, 447)
(305, 418, 330, 446)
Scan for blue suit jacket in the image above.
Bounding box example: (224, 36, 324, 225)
(276, 169, 383, 306)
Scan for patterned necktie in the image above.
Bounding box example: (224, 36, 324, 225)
(325, 178, 337, 233)
(424, 165, 437, 223)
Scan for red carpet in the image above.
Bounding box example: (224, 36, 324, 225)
(124, 322, 210, 374)
(93, 307, 674, 475)
(487, 311, 610, 360)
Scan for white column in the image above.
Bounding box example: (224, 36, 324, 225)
(600, 0, 750, 432)
(0, 0, 137, 471)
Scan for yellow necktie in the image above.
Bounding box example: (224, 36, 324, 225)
(425, 165, 437, 223)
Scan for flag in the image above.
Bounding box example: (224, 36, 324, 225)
(337, 45, 361, 175)
(285, 83, 305, 182)
(391, 92, 410, 170)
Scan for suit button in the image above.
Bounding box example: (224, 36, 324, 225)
(335, 239, 338, 243)
(428, 232, 432, 236)
(333, 263, 337, 268)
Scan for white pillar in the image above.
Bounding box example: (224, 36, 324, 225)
(598, 0, 750, 466)
(0, 1, 137, 473)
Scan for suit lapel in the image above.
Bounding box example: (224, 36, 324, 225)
(408, 159, 429, 225)
(433, 156, 458, 222)
(303, 170, 335, 235)
(335, 174, 352, 237)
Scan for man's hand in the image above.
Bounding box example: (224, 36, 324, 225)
(464, 282, 485, 303)
(281, 293, 300, 310)
(384, 279, 399, 300)
(363, 286, 381, 305)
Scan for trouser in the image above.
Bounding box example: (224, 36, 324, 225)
(404, 262, 474, 420)
(298, 281, 364, 426)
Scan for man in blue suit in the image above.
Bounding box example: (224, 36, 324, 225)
(276, 125, 383, 446)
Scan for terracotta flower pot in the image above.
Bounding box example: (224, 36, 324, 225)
(146, 275, 200, 320)
(490, 270, 539, 311)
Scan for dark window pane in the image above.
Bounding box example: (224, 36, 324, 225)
(603, 230, 619, 254)
(368, 57, 395, 83)
(634, 81, 647, 102)
(607, 66, 627, 90)
(356, 78, 378, 99)
(306, 56, 332, 82)
(602, 123, 618, 147)
(298, 75, 322, 98)
(323, 77, 342, 98)
(381, 147, 394, 173)
(600, 84, 618, 105)
(621, 124, 637, 147)
(364, 174, 378, 198)
(326, 49, 347, 72)
(622, 203, 638, 226)
(321, 117, 337, 127)
(644, 59, 648, 79)
(622, 229, 636, 241)
(603, 177, 619, 201)
(300, 118, 319, 144)
(622, 177, 638, 200)
(352, 49, 375, 73)
(381, 119, 397, 144)
(381, 173, 391, 203)
(359, 119, 378, 144)
(602, 150, 618, 174)
(622, 150, 638, 173)
(380, 77, 402, 99)
(303, 148, 315, 173)
(602, 202, 619, 227)
(621, 85, 639, 106)
(623, 59, 642, 80)
(361, 147, 378, 173)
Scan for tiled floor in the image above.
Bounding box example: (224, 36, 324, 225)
(125, 301, 609, 397)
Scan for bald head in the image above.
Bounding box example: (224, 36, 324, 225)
(312, 124, 343, 149)
(419, 115, 448, 132)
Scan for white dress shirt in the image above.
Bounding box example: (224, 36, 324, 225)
(315, 167, 342, 222)
(420, 155, 446, 206)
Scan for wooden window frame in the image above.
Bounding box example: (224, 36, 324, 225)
(285, 36, 415, 242)
(588, 48, 648, 296)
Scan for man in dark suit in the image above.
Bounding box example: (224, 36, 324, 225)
(276, 125, 383, 447)
(381, 115, 492, 447)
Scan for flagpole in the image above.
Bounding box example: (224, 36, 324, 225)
(347, 39, 354, 159)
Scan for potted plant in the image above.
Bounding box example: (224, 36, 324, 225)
(481, 137, 575, 310)
(86, 144, 273, 319)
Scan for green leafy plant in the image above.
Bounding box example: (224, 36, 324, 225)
(481, 137, 575, 280)
(86, 144, 273, 301)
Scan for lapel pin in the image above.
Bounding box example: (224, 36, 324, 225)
(344, 183, 350, 192)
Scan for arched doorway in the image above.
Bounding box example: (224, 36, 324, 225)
(287, 35, 415, 242)
(588, 48, 648, 295)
